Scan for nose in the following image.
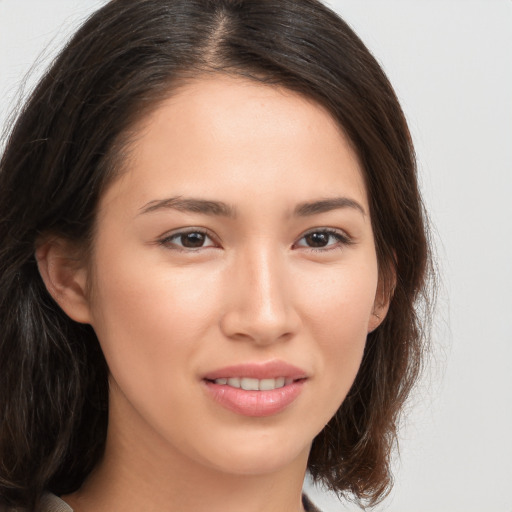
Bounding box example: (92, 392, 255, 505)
(219, 245, 300, 345)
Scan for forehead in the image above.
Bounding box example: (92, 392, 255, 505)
(100, 75, 368, 216)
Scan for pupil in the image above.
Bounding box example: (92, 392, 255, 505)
(306, 232, 328, 247)
(182, 232, 205, 248)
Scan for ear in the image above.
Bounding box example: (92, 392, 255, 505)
(35, 236, 92, 324)
(367, 271, 396, 333)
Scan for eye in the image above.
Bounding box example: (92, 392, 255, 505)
(159, 229, 217, 251)
(294, 229, 351, 251)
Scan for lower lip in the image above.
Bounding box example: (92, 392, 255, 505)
(203, 380, 305, 417)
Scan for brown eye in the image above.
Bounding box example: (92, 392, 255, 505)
(180, 232, 207, 248)
(160, 230, 216, 251)
(304, 232, 330, 247)
(294, 229, 351, 251)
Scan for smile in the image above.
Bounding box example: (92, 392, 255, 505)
(211, 377, 292, 390)
(202, 361, 308, 417)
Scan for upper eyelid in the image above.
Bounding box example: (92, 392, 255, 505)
(162, 226, 350, 235)
(300, 227, 347, 236)
(160, 227, 214, 238)
(157, 226, 352, 247)
(296, 227, 352, 241)
(158, 227, 219, 246)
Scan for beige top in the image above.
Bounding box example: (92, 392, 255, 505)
(27, 492, 321, 512)
(37, 494, 73, 512)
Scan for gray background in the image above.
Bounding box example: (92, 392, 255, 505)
(1, 1, 511, 510)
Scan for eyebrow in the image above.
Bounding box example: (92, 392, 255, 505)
(294, 197, 366, 217)
(139, 196, 237, 218)
(138, 195, 366, 218)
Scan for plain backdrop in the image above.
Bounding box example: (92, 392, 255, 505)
(1, 1, 511, 511)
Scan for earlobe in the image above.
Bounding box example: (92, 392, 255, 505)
(367, 305, 388, 333)
(367, 272, 395, 333)
(35, 237, 92, 324)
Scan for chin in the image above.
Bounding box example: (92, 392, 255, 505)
(190, 432, 312, 477)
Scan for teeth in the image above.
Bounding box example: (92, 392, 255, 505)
(227, 377, 240, 388)
(241, 377, 259, 390)
(259, 378, 277, 391)
(214, 377, 291, 390)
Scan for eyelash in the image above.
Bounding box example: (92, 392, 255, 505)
(158, 228, 217, 253)
(293, 229, 353, 252)
(157, 228, 352, 253)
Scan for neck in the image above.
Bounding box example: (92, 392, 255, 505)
(63, 389, 309, 512)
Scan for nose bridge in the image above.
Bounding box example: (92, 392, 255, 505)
(248, 243, 286, 316)
(221, 240, 298, 343)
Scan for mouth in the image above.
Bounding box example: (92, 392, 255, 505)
(202, 361, 308, 417)
(206, 376, 297, 391)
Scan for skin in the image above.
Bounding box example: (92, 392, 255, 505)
(37, 75, 388, 512)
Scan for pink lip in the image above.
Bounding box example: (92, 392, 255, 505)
(202, 360, 307, 417)
(202, 360, 307, 381)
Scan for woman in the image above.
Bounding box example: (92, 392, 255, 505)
(0, 1, 432, 511)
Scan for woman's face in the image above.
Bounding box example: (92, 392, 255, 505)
(84, 75, 384, 476)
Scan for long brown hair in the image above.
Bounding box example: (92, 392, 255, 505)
(0, 0, 433, 508)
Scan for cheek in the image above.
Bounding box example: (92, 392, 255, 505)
(300, 259, 378, 339)
(298, 260, 378, 403)
(86, 240, 222, 395)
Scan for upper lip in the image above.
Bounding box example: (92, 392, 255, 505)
(202, 360, 308, 381)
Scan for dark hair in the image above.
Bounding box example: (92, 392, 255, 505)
(0, 0, 432, 509)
